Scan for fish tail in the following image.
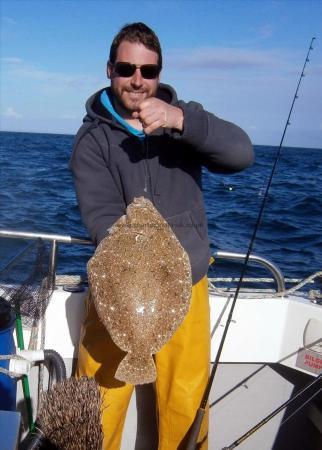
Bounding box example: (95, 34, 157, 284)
(115, 353, 157, 385)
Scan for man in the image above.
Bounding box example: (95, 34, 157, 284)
(70, 22, 253, 450)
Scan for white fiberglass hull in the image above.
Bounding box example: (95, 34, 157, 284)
(16, 285, 322, 449)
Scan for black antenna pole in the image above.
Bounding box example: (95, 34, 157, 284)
(185, 37, 316, 450)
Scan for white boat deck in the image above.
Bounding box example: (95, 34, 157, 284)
(1, 227, 322, 448)
(15, 285, 321, 449)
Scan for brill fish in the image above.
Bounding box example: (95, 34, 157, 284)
(87, 197, 192, 385)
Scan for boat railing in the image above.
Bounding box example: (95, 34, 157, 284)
(0, 229, 285, 293)
(212, 250, 285, 292)
(0, 229, 92, 287)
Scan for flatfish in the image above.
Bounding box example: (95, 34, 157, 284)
(87, 197, 192, 384)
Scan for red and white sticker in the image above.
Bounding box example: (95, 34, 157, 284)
(296, 348, 322, 375)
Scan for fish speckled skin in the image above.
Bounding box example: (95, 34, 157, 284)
(88, 197, 192, 384)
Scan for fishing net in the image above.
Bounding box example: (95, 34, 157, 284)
(0, 239, 54, 342)
(0, 238, 55, 432)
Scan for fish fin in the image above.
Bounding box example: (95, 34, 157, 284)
(115, 353, 157, 385)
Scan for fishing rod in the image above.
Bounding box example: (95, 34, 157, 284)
(222, 373, 321, 450)
(185, 36, 316, 450)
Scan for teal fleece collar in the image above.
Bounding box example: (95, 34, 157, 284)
(100, 90, 145, 139)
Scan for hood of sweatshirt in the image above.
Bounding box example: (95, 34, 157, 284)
(82, 83, 178, 130)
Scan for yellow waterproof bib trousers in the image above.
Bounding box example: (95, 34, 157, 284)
(76, 276, 210, 450)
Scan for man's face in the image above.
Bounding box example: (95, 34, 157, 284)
(107, 41, 160, 116)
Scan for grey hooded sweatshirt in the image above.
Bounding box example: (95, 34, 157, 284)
(70, 83, 254, 284)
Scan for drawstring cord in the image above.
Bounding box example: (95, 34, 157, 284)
(143, 135, 149, 193)
(143, 136, 155, 205)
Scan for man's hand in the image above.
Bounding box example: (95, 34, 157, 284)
(132, 98, 184, 134)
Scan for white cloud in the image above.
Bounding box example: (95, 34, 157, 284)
(247, 24, 274, 41)
(1, 57, 23, 64)
(3, 107, 22, 118)
(2, 17, 17, 26)
(2, 57, 101, 91)
(166, 47, 286, 71)
(258, 24, 274, 40)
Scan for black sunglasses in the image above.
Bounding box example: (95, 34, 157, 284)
(112, 62, 161, 79)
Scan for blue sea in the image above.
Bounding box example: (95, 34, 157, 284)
(0, 131, 321, 285)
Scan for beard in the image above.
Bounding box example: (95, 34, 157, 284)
(110, 82, 158, 118)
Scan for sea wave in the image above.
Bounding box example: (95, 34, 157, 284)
(0, 132, 321, 281)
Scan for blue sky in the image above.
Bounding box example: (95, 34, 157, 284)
(1, 0, 321, 147)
